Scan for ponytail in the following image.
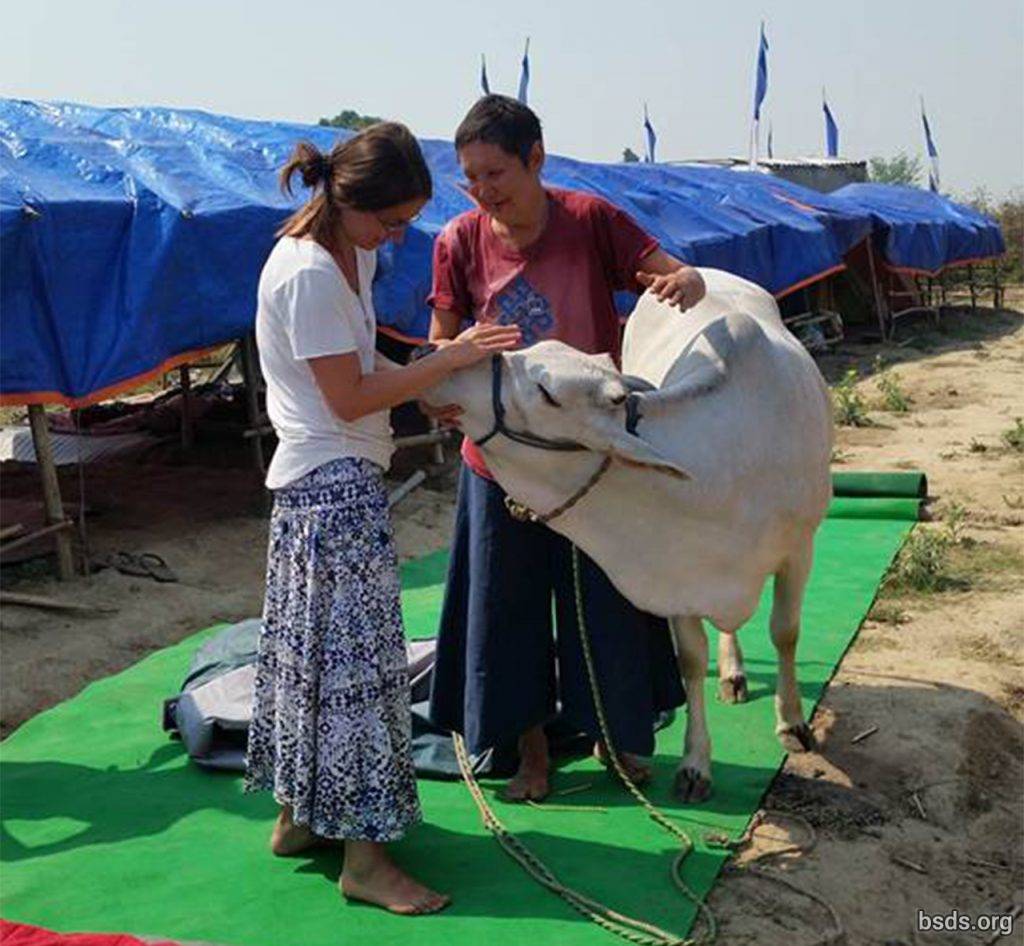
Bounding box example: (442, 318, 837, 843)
(276, 123, 432, 249)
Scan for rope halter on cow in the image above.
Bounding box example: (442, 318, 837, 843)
(473, 354, 650, 524)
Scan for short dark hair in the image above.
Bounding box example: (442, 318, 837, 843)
(454, 95, 543, 165)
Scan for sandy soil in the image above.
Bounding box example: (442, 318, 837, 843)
(0, 440, 458, 737)
(708, 295, 1024, 945)
(1, 294, 1022, 945)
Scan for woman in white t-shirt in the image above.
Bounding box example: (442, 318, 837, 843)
(244, 124, 519, 916)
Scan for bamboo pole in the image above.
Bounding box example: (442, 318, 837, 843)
(0, 519, 74, 557)
(1, 590, 115, 615)
(429, 418, 445, 466)
(27, 405, 75, 579)
(179, 364, 194, 450)
(239, 334, 265, 476)
(864, 239, 889, 340)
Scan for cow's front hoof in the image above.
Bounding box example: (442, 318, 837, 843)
(718, 674, 748, 704)
(673, 766, 712, 803)
(778, 722, 817, 753)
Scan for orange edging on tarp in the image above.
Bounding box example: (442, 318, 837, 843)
(0, 343, 226, 410)
(0, 257, 903, 410)
(774, 263, 847, 300)
(881, 253, 1003, 278)
(383, 263, 855, 339)
(377, 324, 428, 346)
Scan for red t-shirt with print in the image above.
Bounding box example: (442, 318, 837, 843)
(428, 187, 659, 479)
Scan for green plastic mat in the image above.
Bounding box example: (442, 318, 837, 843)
(1, 488, 920, 946)
(827, 496, 923, 521)
(831, 470, 929, 499)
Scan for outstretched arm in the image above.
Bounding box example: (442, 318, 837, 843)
(311, 323, 519, 423)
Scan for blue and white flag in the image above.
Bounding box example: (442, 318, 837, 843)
(823, 91, 839, 157)
(644, 103, 657, 163)
(921, 98, 940, 192)
(480, 54, 491, 95)
(517, 38, 530, 104)
(767, 122, 774, 159)
(749, 22, 769, 166)
(753, 22, 769, 121)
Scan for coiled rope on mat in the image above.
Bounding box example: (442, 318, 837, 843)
(452, 731, 701, 946)
(453, 544, 845, 945)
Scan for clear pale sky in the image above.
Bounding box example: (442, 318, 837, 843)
(7, 0, 1023, 197)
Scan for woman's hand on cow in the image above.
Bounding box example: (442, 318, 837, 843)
(636, 266, 706, 311)
(440, 323, 522, 369)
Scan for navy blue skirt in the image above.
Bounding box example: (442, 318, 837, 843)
(428, 465, 685, 757)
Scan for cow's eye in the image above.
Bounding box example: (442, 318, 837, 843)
(609, 392, 627, 406)
(537, 384, 561, 407)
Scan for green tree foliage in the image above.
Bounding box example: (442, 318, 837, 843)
(868, 152, 924, 187)
(318, 109, 383, 130)
(963, 187, 1023, 283)
(622, 147, 641, 163)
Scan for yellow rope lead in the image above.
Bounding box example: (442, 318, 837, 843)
(453, 732, 694, 946)
(568, 545, 717, 944)
(450, 545, 718, 946)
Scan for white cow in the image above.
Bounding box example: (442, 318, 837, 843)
(424, 269, 833, 801)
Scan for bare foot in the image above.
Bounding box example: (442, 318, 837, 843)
(499, 725, 550, 802)
(593, 742, 652, 786)
(499, 762, 550, 802)
(270, 806, 319, 857)
(340, 841, 450, 916)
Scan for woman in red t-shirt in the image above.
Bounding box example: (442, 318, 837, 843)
(426, 95, 705, 801)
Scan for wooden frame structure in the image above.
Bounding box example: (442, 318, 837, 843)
(1, 405, 76, 579)
(885, 259, 1004, 335)
(1, 332, 448, 580)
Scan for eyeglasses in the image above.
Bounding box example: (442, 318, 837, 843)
(376, 212, 422, 234)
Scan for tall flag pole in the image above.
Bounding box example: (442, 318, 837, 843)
(921, 96, 940, 192)
(749, 21, 769, 167)
(517, 38, 531, 104)
(767, 121, 774, 159)
(480, 54, 491, 95)
(822, 87, 839, 157)
(643, 103, 657, 163)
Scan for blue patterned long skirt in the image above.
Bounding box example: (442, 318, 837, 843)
(244, 457, 422, 842)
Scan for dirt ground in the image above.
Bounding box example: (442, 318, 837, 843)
(709, 294, 1024, 945)
(1, 293, 1022, 945)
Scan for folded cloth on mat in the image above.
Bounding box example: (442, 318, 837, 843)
(162, 620, 674, 777)
(163, 620, 445, 773)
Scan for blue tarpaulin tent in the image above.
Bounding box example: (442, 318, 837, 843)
(0, 99, 1001, 407)
(831, 183, 1005, 274)
(0, 100, 864, 406)
(2, 102, 337, 405)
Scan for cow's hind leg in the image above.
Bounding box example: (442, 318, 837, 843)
(670, 616, 713, 802)
(717, 632, 748, 703)
(772, 539, 817, 753)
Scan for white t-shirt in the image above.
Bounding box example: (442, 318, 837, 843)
(255, 237, 394, 489)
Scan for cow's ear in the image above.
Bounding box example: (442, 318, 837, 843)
(525, 362, 555, 391)
(607, 433, 692, 480)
